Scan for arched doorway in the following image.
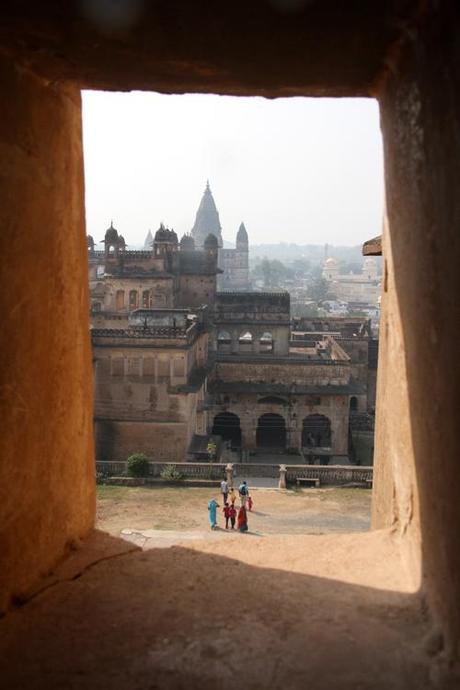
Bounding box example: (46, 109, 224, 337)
(212, 412, 242, 447)
(256, 413, 286, 448)
(302, 414, 331, 448)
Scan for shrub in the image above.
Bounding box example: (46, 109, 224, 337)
(160, 464, 184, 481)
(96, 471, 106, 485)
(127, 453, 150, 477)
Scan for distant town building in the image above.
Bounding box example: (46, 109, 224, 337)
(322, 256, 381, 306)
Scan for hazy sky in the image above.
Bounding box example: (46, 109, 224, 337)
(82, 92, 384, 247)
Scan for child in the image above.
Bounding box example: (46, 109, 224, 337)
(229, 503, 237, 529)
(223, 501, 232, 529)
(229, 487, 237, 506)
(247, 495, 253, 512)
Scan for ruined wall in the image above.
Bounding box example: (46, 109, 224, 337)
(0, 55, 94, 610)
(177, 275, 216, 308)
(215, 361, 350, 387)
(93, 343, 207, 460)
(102, 277, 175, 310)
(95, 420, 189, 461)
(375, 1, 460, 654)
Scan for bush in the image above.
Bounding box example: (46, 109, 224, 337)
(127, 453, 150, 477)
(160, 464, 184, 481)
(96, 471, 107, 485)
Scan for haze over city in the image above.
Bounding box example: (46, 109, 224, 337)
(82, 92, 384, 248)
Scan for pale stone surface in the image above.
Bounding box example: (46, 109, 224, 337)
(0, 530, 437, 690)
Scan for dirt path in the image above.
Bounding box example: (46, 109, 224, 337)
(96, 485, 371, 540)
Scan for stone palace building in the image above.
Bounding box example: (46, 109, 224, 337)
(88, 224, 376, 464)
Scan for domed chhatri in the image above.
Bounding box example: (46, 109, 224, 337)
(154, 223, 170, 243)
(104, 220, 118, 244)
(204, 232, 219, 250)
(325, 257, 338, 266)
(154, 223, 177, 244)
(180, 233, 195, 250)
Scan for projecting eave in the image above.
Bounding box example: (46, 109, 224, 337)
(362, 235, 382, 256)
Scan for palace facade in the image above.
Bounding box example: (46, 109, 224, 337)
(89, 226, 376, 464)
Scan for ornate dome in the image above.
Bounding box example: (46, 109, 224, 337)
(154, 223, 170, 242)
(104, 221, 118, 243)
(204, 233, 219, 249)
(325, 257, 338, 266)
(180, 233, 195, 250)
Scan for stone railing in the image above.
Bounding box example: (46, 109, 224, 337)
(96, 461, 226, 480)
(284, 464, 373, 485)
(232, 463, 280, 478)
(96, 460, 127, 475)
(95, 461, 372, 486)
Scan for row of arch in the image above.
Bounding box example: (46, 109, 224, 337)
(114, 289, 167, 311)
(217, 330, 274, 352)
(212, 412, 332, 449)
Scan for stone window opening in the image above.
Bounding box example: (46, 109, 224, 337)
(259, 331, 274, 353)
(2, 5, 460, 682)
(142, 289, 151, 308)
(238, 330, 254, 352)
(129, 290, 138, 310)
(217, 330, 231, 352)
(115, 289, 125, 311)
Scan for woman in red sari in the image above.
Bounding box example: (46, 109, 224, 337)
(237, 504, 248, 533)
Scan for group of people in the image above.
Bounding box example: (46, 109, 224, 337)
(207, 479, 253, 533)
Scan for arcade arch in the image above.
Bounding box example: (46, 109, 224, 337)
(302, 414, 332, 448)
(256, 413, 286, 448)
(212, 412, 242, 447)
(259, 331, 273, 353)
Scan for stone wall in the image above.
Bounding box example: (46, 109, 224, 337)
(0, 55, 94, 610)
(95, 420, 189, 461)
(375, 1, 460, 652)
(215, 361, 350, 387)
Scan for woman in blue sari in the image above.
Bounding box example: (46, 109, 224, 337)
(208, 498, 219, 529)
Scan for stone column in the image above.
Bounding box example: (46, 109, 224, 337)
(0, 55, 94, 611)
(225, 463, 234, 487)
(279, 465, 287, 489)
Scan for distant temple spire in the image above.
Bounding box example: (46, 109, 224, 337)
(190, 181, 223, 248)
(144, 229, 153, 249)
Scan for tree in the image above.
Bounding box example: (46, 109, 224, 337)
(308, 277, 330, 304)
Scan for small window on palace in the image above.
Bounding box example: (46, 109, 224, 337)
(127, 358, 140, 376)
(129, 290, 138, 309)
(143, 357, 155, 377)
(115, 289, 125, 310)
(111, 357, 124, 376)
(238, 331, 253, 343)
(142, 290, 151, 308)
(97, 358, 110, 376)
(259, 332, 274, 352)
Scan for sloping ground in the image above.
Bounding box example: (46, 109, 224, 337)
(0, 529, 440, 690)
